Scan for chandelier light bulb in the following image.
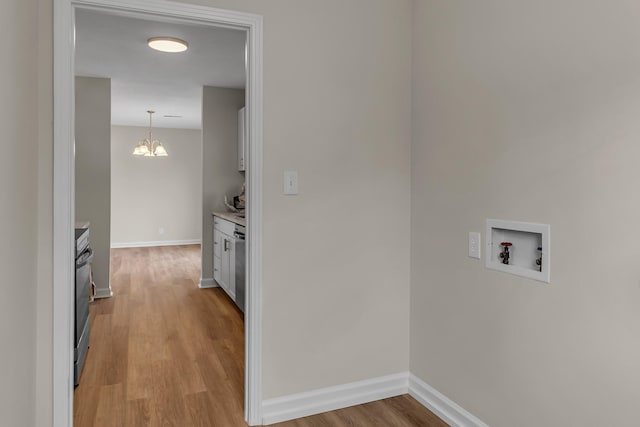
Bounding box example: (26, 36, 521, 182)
(132, 111, 168, 157)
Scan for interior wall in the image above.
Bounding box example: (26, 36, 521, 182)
(111, 125, 202, 247)
(0, 1, 38, 426)
(36, 0, 53, 424)
(411, 1, 640, 426)
(201, 86, 245, 282)
(189, 0, 413, 399)
(75, 76, 112, 297)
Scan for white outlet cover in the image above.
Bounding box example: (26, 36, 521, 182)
(468, 231, 481, 259)
(284, 170, 298, 195)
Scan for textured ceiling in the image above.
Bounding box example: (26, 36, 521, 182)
(75, 9, 246, 129)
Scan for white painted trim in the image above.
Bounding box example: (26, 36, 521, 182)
(110, 239, 201, 249)
(262, 373, 409, 425)
(93, 288, 113, 299)
(53, 1, 264, 426)
(53, 1, 75, 426)
(409, 374, 490, 427)
(258, 372, 489, 426)
(244, 7, 264, 424)
(198, 278, 219, 289)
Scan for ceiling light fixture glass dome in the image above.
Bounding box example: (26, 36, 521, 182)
(147, 36, 188, 53)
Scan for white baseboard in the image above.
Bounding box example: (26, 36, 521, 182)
(199, 278, 219, 289)
(261, 372, 488, 427)
(110, 239, 201, 249)
(261, 372, 409, 425)
(94, 287, 113, 299)
(409, 373, 489, 427)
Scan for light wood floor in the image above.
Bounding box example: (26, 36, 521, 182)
(74, 245, 447, 427)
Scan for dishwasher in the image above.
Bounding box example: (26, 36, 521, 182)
(234, 224, 246, 313)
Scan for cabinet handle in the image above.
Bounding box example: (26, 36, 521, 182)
(224, 239, 229, 251)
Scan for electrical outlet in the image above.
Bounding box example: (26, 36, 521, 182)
(284, 170, 299, 195)
(468, 232, 481, 259)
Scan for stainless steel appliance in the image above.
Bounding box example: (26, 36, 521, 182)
(234, 224, 246, 313)
(74, 227, 92, 385)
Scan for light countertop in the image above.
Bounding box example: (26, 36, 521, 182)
(212, 211, 246, 227)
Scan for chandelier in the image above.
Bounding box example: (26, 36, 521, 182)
(132, 110, 168, 157)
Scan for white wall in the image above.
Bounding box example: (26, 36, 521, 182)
(201, 86, 245, 282)
(36, 0, 53, 423)
(180, 0, 413, 399)
(0, 1, 38, 426)
(411, 1, 640, 426)
(75, 76, 111, 297)
(111, 125, 202, 247)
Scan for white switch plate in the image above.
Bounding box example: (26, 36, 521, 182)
(284, 170, 298, 195)
(468, 231, 481, 259)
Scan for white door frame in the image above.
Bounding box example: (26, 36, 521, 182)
(53, 1, 264, 425)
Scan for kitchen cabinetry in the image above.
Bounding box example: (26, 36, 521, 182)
(213, 216, 236, 301)
(238, 106, 246, 172)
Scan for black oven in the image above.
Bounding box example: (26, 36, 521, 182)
(74, 227, 92, 385)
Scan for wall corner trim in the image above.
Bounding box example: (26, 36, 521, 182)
(261, 372, 410, 425)
(93, 287, 113, 299)
(110, 239, 201, 249)
(408, 373, 490, 427)
(198, 278, 219, 289)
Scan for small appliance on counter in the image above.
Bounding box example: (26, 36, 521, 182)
(224, 182, 246, 217)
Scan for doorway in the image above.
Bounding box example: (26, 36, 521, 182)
(53, 1, 263, 425)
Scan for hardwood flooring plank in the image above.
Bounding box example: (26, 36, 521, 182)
(73, 384, 100, 427)
(185, 391, 242, 427)
(125, 398, 153, 427)
(385, 395, 449, 426)
(166, 329, 207, 396)
(125, 329, 155, 401)
(357, 399, 416, 427)
(149, 359, 195, 427)
(93, 383, 125, 427)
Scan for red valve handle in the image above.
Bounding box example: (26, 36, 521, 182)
(500, 242, 512, 247)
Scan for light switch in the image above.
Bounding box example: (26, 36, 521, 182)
(468, 232, 481, 259)
(284, 171, 298, 195)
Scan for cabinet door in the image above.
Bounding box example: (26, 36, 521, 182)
(213, 229, 223, 258)
(213, 253, 222, 285)
(213, 229, 224, 288)
(227, 239, 236, 300)
(238, 107, 246, 171)
(221, 236, 231, 293)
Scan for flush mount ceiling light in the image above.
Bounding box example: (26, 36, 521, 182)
(147, 36, 188, 53)
(132, 110, 168, 157)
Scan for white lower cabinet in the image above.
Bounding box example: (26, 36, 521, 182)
(213, 216, 236, 301)
(213, 248, 222, 284)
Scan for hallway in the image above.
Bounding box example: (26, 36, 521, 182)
(74, 245, 246, 425)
